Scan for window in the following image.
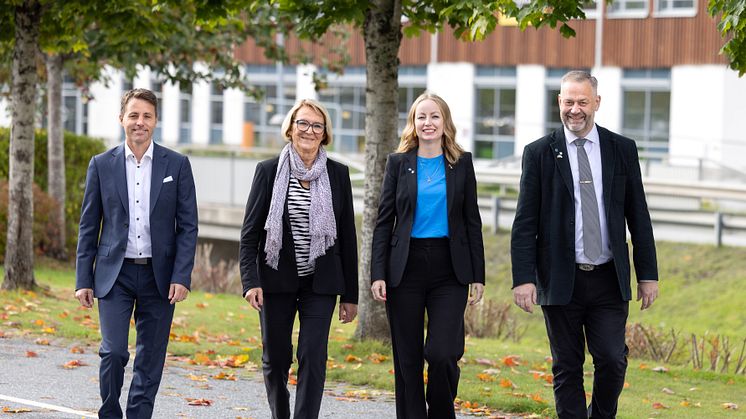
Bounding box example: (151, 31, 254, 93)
(242, 65, 297, 149)
(62, 75, 87, 135)
(621, 69, 671, 159)
(318, 84, 367, 152)
(179, 87, 192, 144)
(151, 78, 163, 142)
(655, 0, 696, 16)
(209, 82, 224, 144)
(474, 67, 517, 159)
(608, 0, 648, 17)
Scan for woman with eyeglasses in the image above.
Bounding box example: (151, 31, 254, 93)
(239, 98, 358, 419)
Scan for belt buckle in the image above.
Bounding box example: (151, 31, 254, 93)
(578, 263, 594, 272)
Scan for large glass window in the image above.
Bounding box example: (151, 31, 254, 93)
(151, 78, 163, 142)
(179, 87, 192, 144)
(242, 65, 297, 149)
(621, 69, 671, 158)
(474, 67, 517, 160)
(63, 74, 87, 135)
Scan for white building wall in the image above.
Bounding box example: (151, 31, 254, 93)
(593, 66, 622, 133)
(297, 64, 318, 100)
(223, 87, 244, 145)
(87, 68, 123, 146)
(721, 68, 746, 169)
(191, 68, 211, 145)
(427, 62, 475, 152)
(161, 80, 180, 145)
(669, 65, 726, 165)
(515, 65, 546, 153)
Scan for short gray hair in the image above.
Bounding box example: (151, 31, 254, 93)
(561, 70, 598, 94)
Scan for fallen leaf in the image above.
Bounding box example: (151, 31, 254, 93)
(195, 302, 209, 309)
(476, 373, 495, 382)
(499, 378, 515, 388)
(213, 371, 238, 381)
(623, 381, 630, 389)
(34, 319, 45, 326)
(638, 363, 648, 370)
(722, 402, 738, 410)
(2, 407, 33, 413)
(652, 402, 669, 409)
(341, 343, 354, 350)
(652, 366, 669, 373)
(187, 374, 208, 382)
(41, 327, 56, 334)
(680, 401, 691, 407)
(661, 388, 675, 395)
(186, 398, 213, 406)
(530, 393, 546, 403)
(501, 355, 521, 367)
(34, 338, 50, 345)
(70, 346, 85, 354)
(26, 351, 38, 357)
(63, 359, 87, 369)
(344, 354, 362, 363)
(367, 353, 388, 364)
(474, 358, 497, 366)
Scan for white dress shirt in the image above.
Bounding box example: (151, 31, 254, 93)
(564, 125, 612, 264)
(124, 141, 153, 259)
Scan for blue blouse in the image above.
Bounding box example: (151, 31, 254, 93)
(411, 155, 449, 238)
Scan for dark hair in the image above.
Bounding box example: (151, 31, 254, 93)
(120, 88, 158, 118)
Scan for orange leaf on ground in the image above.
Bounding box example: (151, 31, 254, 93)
(63, 359, 87, 369)
(186, 398, 213, 406)
(188, 374, 208, 382)
(623, 381, 630, 389)
(341, 343, 354, 350)
(34, 319, 45, 326)
(2, 407, 33, 413)
(25, 351, 38, 357)
(476, 373, 495, 382)
(344, 354, 362, 363)
(499, 378, 515, 388)
(367, 353, 388, 364)
(652, 402, 669, 409)
(70, 346, 85, 354)
(680, 401, 691, 407)
(530, 393, 546, 403)
(501, 355, 521, 367)
(213, 372, 238, 381)
(34, 338, 49, 345)
(41, 327, 56, 334)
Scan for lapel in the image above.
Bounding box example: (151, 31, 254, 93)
(111, 144, 128, 215)
(445, 153, 455, 216)
(405, 149, 418, 211)
(150, 143, 169, 215)
(598, 126, 616, 217)
(549, 129, 574, 198)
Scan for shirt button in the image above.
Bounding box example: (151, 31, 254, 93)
(136, 218, 139, 221)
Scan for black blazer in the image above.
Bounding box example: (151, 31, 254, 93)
(371, 149, 485, 288)
(511, 126, 658, 305)
(239, 156, 358, 304)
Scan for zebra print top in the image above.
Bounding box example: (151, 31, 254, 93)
(287, 176, 314, 276)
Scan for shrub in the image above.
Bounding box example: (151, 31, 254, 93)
(464, 298, 526, 341)
(0, 181, 63, 263)
(0, 127, 107, 258)
(190, 243, 241, 294)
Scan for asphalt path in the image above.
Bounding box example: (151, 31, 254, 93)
(0, 337, 479, 418)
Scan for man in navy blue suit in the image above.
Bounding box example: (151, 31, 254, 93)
(75, 88, 198, 418)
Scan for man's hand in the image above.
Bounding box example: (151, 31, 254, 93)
(75, 288, 94, 308)
(637, 281, 659, 310)
(371, 280, 387, 302)
(169, 283, 189, 304)
(468, 283, 484, 305)
(513, 283, 537, 313)
(339, 303, 358, 323)
(245, 287, 263, 311)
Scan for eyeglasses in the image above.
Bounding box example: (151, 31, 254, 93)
(294, 119, 325, 135)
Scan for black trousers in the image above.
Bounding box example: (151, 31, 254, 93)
(259, 275, 337, 419)
(386, 238, 469, 419)
(97, 261, 175, 419)
(541, 263, 629, 419)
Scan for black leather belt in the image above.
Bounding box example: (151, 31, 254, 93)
(576, 260, 613, 271)
(124, 257, 151, 265)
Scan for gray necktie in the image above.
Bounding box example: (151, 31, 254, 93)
(574, 138, 601, 262)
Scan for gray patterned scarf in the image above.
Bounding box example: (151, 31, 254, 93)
(264, 143, 337, 270)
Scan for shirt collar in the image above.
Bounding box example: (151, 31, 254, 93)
(564, 124, 600, 147)
(124, 141, 154, 162)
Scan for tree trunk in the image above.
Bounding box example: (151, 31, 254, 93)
(46, 53, 67, 260)
(3, 0, 41, 291)
(354, 0, 402, 341)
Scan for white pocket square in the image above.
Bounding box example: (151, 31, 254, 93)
(163, 176, 173, 183)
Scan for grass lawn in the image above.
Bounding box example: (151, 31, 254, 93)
(2, 236, 746, 418)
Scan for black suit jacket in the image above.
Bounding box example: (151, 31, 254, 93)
(371, 150, 485, 287)
(239, 156, 358, 304)
(511, 126, 658, 305)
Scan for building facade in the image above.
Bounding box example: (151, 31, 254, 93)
(3, 0, 745, 169)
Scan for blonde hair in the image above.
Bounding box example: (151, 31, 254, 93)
(397, 92, 463, 164)
(280, 98, 334, 146)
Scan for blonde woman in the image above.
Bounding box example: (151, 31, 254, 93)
(239, 99, 358, 419)
(371, 93, 485, 418)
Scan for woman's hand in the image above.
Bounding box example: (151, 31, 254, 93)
(245, 287, 264, 311)
(371, 280, 387, 302)
(468, 283, 484, 305)
(339, 303, 358, 323)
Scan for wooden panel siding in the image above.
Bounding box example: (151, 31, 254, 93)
(235, 5, 728, 69)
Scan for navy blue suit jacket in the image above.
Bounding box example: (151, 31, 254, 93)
(371, 150, 485, 288)
(510, 126, 658, 305)
(75, 142, 199, 299)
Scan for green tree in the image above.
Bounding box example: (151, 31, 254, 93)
(709, 0, 746, 76)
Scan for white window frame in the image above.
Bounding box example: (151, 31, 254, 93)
(653, 0, 697, 17)
(607, 0, 649, 18)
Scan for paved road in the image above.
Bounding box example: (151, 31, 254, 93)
(0, 337, 479, 418)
